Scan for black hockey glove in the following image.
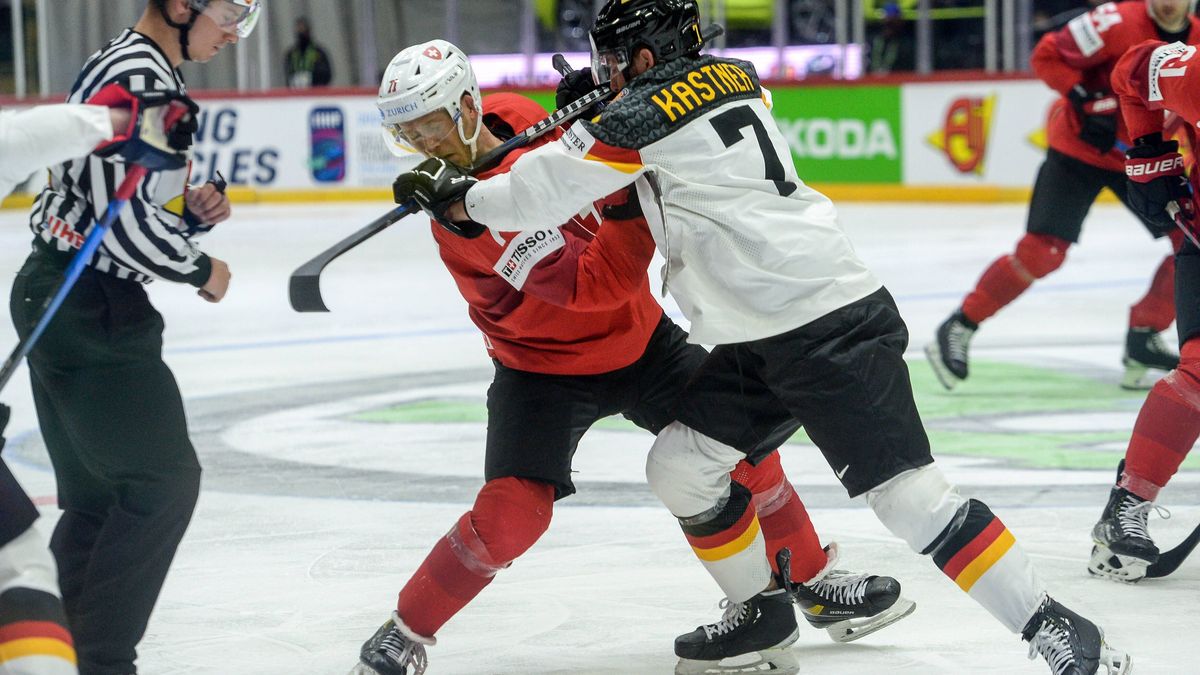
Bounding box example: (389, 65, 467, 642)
(88, 83, 199, 172)
(556, 67, 603, 120)
(1068, 84, 1119, 154)
(393, 157, 486, 238)
(1125, 136, 1196, 238)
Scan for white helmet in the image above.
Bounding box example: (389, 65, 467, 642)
(377, 39, 483, 161)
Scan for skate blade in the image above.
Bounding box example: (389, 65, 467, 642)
(1101, 645, 1133, 675)
(675, 648, 799, 675)
(819, 597, 917, 643)
(1088, 545, 1151, 584)
(347, 663, 387, 675)
(924, 343, 962, 391)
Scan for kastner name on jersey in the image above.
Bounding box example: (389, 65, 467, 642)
(467, 54, 881, 345)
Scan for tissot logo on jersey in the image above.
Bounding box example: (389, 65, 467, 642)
(493, 229, 566, 290)
(650, 62, 758, 123)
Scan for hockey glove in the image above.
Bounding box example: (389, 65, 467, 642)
(89, 83, 199, 172)
(393, 157, 486, 238)
(1125, 136, 1197, 238)
(556, 67, 603, 120)
(1068, 84, 1119, 153)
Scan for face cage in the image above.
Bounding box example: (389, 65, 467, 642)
(194, 0, 262, 38)
(589, 33, 629, 86)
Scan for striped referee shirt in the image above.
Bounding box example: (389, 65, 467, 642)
(29, 28, 211, 286)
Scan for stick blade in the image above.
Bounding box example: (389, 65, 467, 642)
(1146, 522, 1200, 578)
(289, 266, 330, 313)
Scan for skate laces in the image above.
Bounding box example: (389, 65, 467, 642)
(1026, 618, 1075, 675)
(703, 599, 751, 640)
(805, 570, 871, 606)
(1117, 495, 1169, 541)
(378, 627, 428, 675)
(945, 319, 974, 362)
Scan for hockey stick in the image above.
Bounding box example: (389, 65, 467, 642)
(0, 164, 150, 397)
(288, 85, 613, 312)
(288, 24, 726, 313)
(1145, 519, 1200, 578)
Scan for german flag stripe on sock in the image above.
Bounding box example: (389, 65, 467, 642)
(932, 499, 1016, 592)
(0, 621, 76, 665)
(681, 481, 760, 562)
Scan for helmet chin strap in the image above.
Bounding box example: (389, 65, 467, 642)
(457, 99, 483, 164)
(160, 3, 201, 61)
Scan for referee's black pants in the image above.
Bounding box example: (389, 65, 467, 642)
(10, 249, 201, 675)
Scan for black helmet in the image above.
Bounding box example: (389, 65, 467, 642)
(589, 0, 703, 85)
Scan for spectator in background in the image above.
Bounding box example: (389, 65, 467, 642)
(869, 2, 913, 73)
(285, 16, 332, 88)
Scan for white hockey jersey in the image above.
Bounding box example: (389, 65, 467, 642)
(466, 54, 881, 345)
(0, 104, 112, 200)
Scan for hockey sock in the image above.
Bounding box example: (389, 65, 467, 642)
(732, 453, 825, 583)
(1122, 339, 1200, 500)
(961, 233, 1068, 325)
(925, 499, 1044, 632)
(1129, 253, 1176, 332)
(396, 477, 554, 638)
(0, 587, 76, 675)
(677, 480, 771, 603)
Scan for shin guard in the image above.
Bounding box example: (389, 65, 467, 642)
(1122, 340, 1200, 499)
(396, 478, 554, 638)
(1129, 254, 1176, 332)
(961, 234, 1068, 324)
(733, 454, 825, 583)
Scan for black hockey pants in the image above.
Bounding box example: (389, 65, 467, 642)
(10, 248, 200, 675)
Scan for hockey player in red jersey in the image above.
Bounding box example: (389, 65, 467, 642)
(1086, 38, 1200, 581)
(351, 40, 913, 675)
(927, 0, 1199, 391)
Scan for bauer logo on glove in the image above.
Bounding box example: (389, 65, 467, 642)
(393, 157, 486, 238)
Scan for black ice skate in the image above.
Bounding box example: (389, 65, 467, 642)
(350, 612, 432, 675)
(1021, 597, 1131, 675)
(926, 310, 977, 390)
(1121, 327, 1178, 390)
(673, 587, 800, 675)
(1089, 464, 1163, 583)
(791, 543, 916, 643)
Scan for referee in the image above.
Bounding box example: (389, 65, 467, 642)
(10, 1, 260, 673)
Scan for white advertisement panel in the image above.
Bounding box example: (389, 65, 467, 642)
(189, 94, 418, 192)
(902, 81, 1059, 187)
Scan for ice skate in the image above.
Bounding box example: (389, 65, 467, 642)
(673, 587, 799, 675)
(791, 543, 916, 643)
(926, 310, 976, 390)
(1121, 328, 1178, 390)
(1022, 597, 1131, 675)
(1089, 464, 1163, 583)
(350, 612, 432, 675)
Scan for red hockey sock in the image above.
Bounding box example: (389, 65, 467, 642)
(732, 453, 825, 583)
(396, 478, 554, 638)
(1122, 340, 1200, 500)
(960, 233, 1068, 325)
(1129, 254, 1176, 332)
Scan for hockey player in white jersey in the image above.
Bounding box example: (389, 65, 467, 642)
(393, 1, 1133, 673)
(0, 88, 197, 675)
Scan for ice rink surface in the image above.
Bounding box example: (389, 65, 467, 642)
(2, 200, 1198, 674)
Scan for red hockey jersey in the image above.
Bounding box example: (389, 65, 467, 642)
(431, 93, 663, 375)
(1031, 0, 1199, 172)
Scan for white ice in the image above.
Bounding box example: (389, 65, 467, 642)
(1, 201, 1196, 674)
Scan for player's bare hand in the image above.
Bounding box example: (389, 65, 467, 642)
(199, 257, 231, 303)
(186, 183, 232, 225)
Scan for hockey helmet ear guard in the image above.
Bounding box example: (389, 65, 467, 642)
(377, 39, 484, 161)
(588, 0, 703, 85)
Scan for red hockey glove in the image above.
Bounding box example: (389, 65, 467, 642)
(89, 83, 199, 172)
(393, 157, 485, 238)
(1125, 136, 1197, 239)
(1069, 85, 1119, 153)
